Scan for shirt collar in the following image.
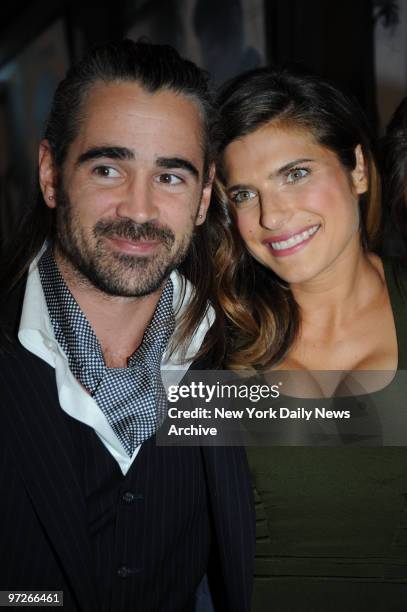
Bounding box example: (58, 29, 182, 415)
(18, 245, 215, 371)
(37, 247, 176, 385)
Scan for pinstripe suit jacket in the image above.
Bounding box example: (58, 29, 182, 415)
(0, 279, 255, 612)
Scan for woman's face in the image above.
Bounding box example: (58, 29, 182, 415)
(222, 123, 368, 285)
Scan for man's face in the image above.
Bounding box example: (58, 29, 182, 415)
(40, 81, 213, 297)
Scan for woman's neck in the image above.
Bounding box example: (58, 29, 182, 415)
(290, 246, 385, 332)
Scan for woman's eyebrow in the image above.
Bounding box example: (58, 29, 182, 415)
(226, 183, 254, 193)
(275, 158, 315, 175)
(227, 158, 317, 190)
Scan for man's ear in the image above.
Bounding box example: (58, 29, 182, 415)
(39, 140, 57, 209)
(351, 144, 368, 195)
(195, 163, 215, 226)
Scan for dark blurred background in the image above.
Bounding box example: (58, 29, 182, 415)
(0, 0, 405, 247)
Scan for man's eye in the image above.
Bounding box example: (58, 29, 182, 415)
(230, 189, 257, 205)
(93, 166, 120, 178)
(286, 167, 309, 183)
(156, 173, 182, 185)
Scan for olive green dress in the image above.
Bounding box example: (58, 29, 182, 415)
(247, 260, 407, 612)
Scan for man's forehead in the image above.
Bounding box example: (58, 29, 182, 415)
(82, 81, 203, 132)
(71, 80, 206, 163)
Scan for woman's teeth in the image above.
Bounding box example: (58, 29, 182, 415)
(270, 225, 320, 250)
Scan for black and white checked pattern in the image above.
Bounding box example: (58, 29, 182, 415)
(38, 247, 175, 456)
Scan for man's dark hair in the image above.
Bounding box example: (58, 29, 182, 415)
(46, 39, 216, 178)
(1, 39, 226, 364)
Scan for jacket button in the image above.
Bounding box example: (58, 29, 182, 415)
(122, 491, 143, 504)
(117, 566, 131, 578)
(117, 566, 141, 578)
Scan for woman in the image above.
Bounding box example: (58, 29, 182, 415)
(380, 97, 407, 258)
(215, 67, 407, 611)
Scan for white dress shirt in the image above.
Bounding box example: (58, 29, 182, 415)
(18, 249, 214, 475)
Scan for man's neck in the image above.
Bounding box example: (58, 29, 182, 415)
(54, 251, 165, 368)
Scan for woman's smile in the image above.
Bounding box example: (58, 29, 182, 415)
(262, 223, 321, 256)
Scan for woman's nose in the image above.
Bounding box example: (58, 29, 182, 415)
(260, 192, 291, 230)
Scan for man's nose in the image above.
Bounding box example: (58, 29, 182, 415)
(259, 191, 292, 230)
(116, 176, 158, 223)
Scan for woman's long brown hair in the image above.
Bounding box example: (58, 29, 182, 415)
(214, 66, 382, 370)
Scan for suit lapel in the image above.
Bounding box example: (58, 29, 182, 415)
(0, 346, 97, 611)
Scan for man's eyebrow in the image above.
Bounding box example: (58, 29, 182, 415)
(276, 158, 315, 175)
(156, 157, 199, 180)
(76, 146, 135, 165)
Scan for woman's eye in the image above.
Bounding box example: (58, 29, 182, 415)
(156, 173, 182, 185)
(93, 166, 120, 178)
(286, 167, 309, 183)
(230, 189, 257, 205)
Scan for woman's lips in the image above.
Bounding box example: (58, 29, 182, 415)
(262, 224, 320, 257)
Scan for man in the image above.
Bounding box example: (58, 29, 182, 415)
(0, 40, 254, 611)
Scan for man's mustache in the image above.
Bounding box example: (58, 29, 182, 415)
(94, 219, 175, 249)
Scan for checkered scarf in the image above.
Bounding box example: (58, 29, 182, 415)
(39, 247, 175, 456)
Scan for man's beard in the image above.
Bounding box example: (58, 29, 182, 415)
(53, 183, 195, 297)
